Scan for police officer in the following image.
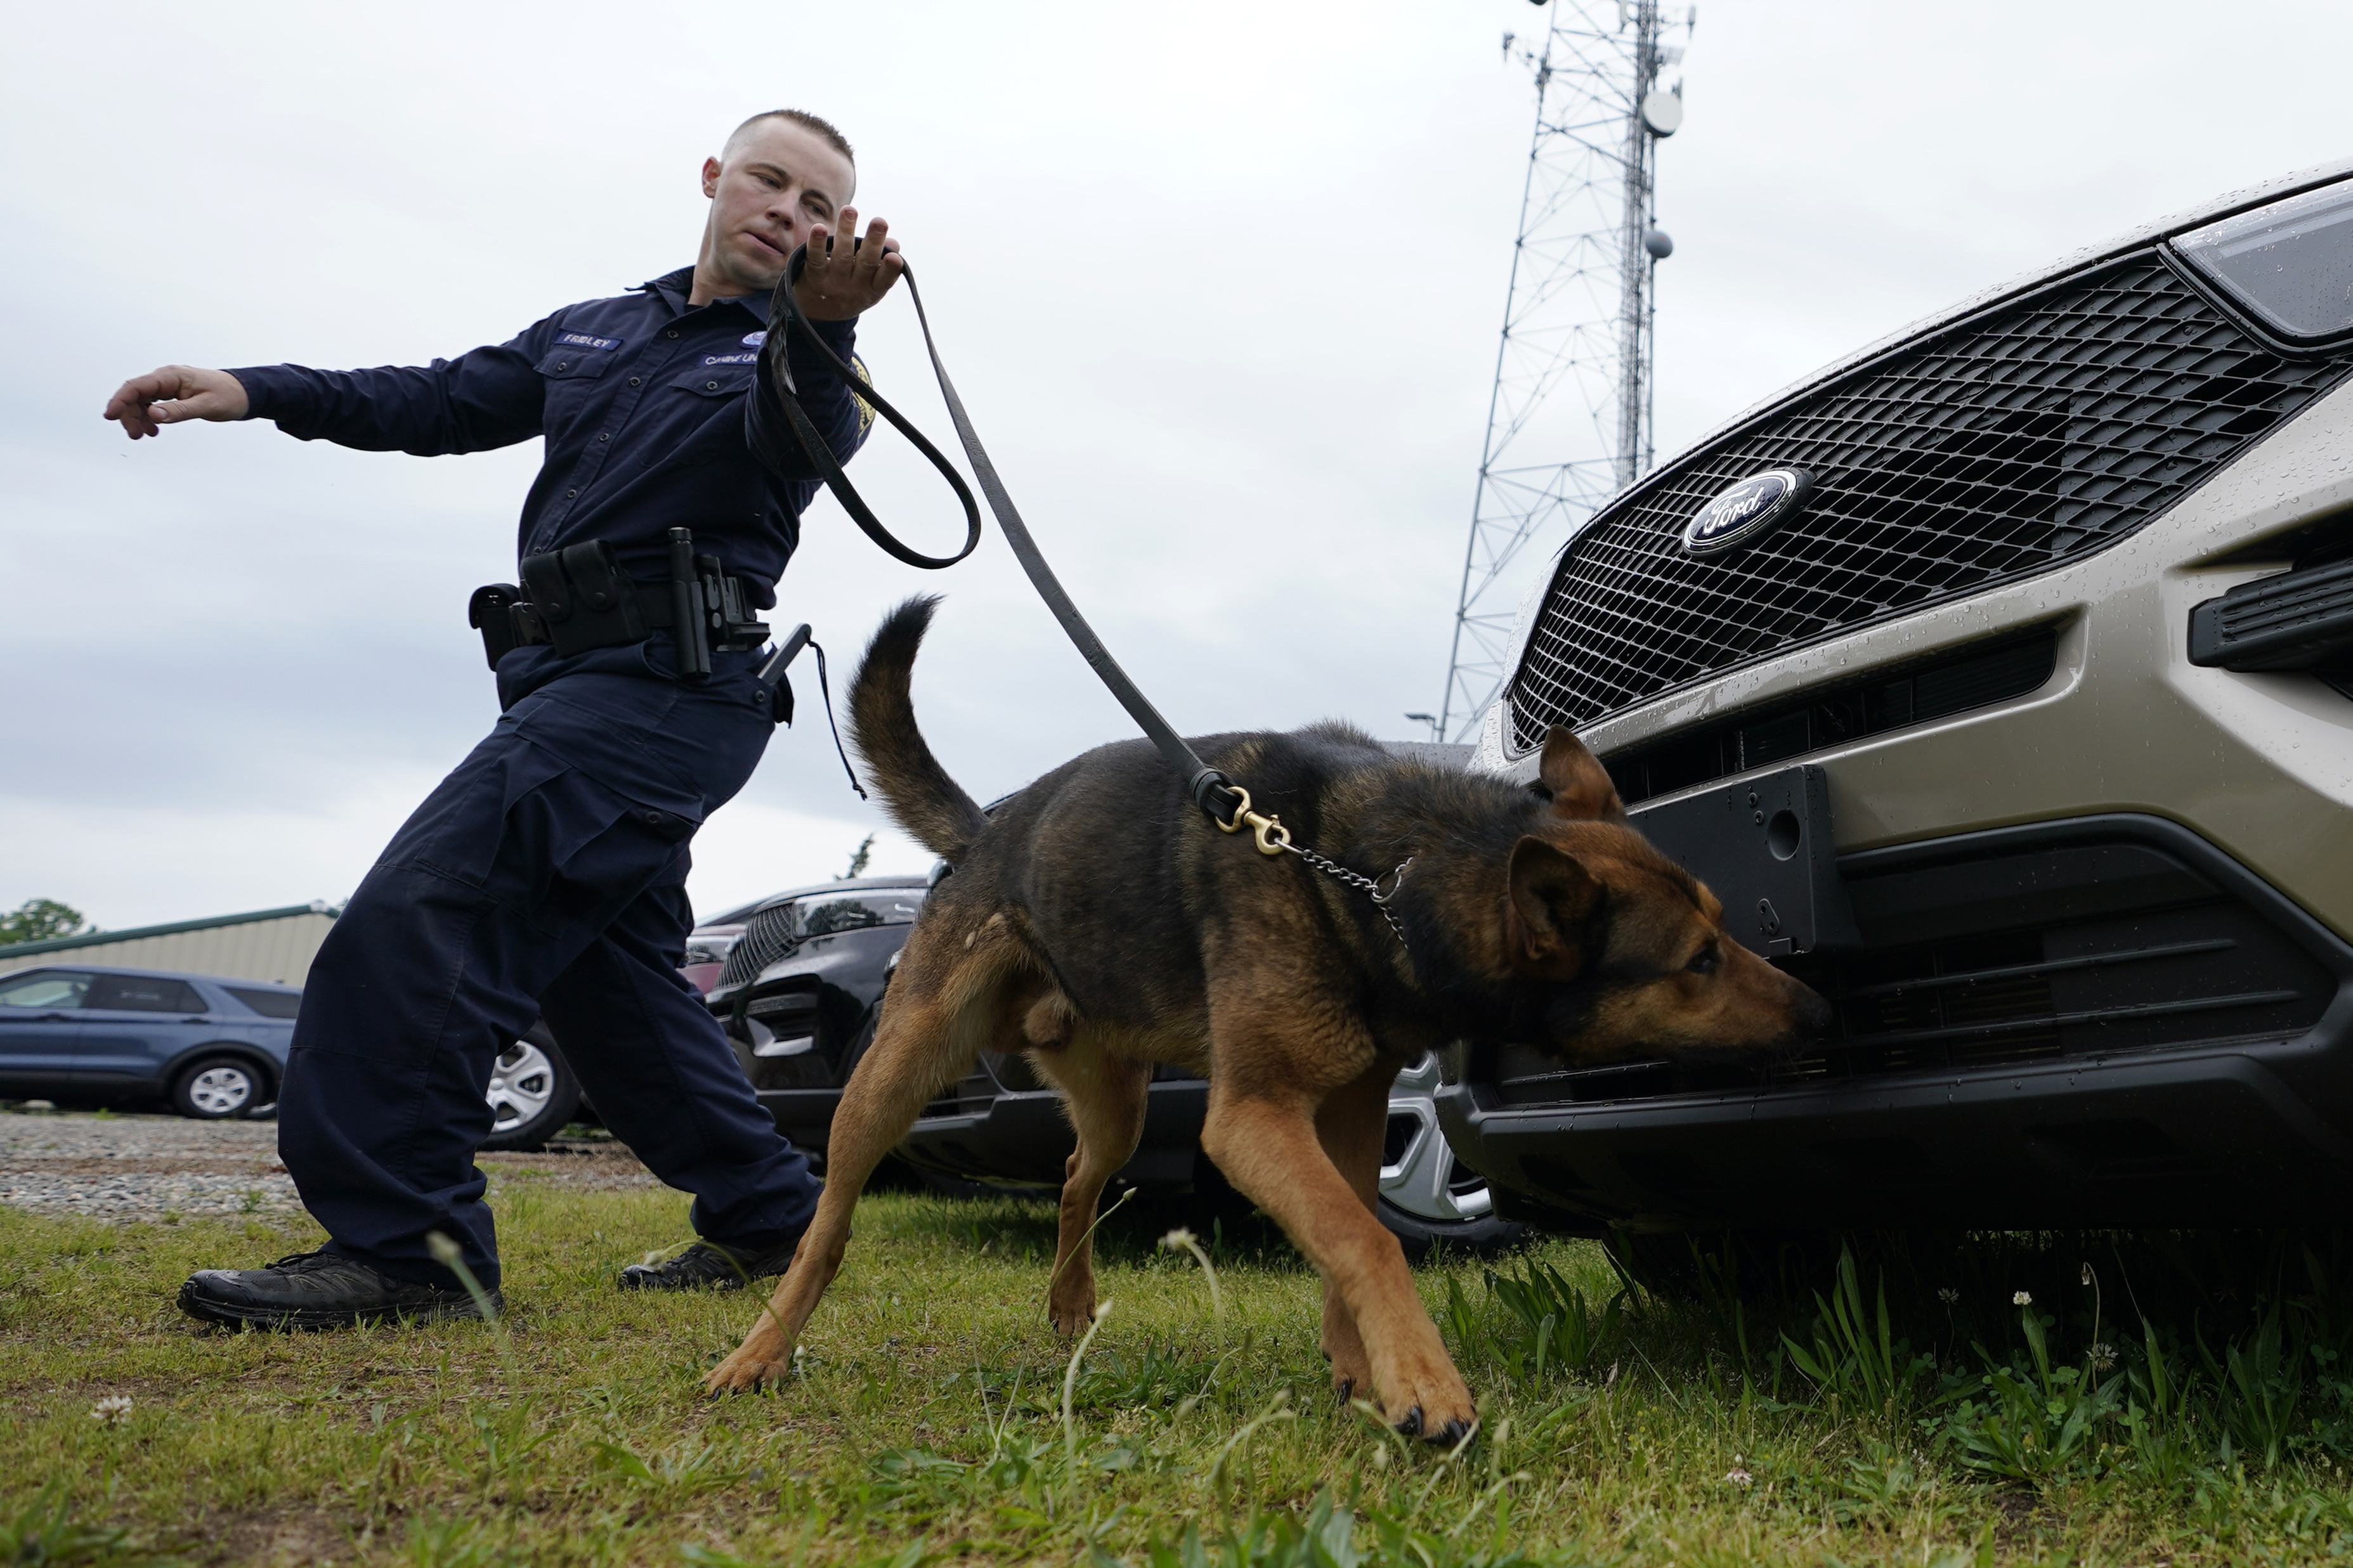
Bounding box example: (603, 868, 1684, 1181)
(101, 109, 896, 1328)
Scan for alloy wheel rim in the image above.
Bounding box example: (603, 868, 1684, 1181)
(486, 1039, 556, 1132)
(189, 1066, 253, 1115)
(1378, 1055, 1494, 1224)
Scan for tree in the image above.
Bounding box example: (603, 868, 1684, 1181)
(0, 899, 91, 947)
(842, 834, 876, 880)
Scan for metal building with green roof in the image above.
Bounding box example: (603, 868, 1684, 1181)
(0, 903, 339, 987)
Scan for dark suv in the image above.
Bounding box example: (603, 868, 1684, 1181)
(1443, 163, 2353, 1235)
(703, 876, 933, 1157)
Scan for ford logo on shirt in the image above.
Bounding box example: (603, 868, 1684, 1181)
(1681, 468, 1814, 557)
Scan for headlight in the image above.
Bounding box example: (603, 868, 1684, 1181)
(2174, 176, 2353, 347)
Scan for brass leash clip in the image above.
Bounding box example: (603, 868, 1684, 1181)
(1212, 786, 1293, 857)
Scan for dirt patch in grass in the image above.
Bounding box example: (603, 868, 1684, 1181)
(197, 1507, 362, 1568)
(478, 1147, 663, 1193)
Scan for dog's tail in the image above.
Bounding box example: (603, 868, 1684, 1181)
(849, 596, 989, 864)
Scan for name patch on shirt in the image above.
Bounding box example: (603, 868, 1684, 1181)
(556, 330, 623, 352)
(702, 352, 759, 366)
(742, 332, 767, 347)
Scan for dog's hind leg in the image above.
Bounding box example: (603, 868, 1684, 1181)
(1028, 1040, 1152, 1335)
(1312, 1059, 1395, 1406)
(705, 923, 1022, 1394)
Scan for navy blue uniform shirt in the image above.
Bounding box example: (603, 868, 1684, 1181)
(229, 266, 869, 606)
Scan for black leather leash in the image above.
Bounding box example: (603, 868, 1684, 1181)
(745, 243, 1416, 943)
(745, 245, 1255, 832)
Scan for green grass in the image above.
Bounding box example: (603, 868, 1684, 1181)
(6, 1182, 2353, 1566)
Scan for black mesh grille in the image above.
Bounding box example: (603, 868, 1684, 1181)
(717, 903, 798, 992)
(1510, 255, 2353, 749)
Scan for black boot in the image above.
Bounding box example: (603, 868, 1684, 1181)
(616, 1237, 800, 1291)
(178, 1250, 499, 1330)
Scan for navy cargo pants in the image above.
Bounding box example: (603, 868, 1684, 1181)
(277, 637, 818, 1290)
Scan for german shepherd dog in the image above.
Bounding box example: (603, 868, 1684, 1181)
(708, 598, 1829, 1437)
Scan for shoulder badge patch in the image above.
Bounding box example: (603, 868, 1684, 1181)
(851, 353, 875, 434)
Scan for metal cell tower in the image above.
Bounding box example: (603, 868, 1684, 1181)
(1433, 0, 1693, 742)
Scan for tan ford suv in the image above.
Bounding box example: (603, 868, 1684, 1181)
(1442, 162, 2353, 1234)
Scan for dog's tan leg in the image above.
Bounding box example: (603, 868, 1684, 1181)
(705, 925, 1022, 1394)
(1030, 1044, 1152, 1335)
(1203, 1082, 1475, 1441)
(1312, 1061, 1393, 1405)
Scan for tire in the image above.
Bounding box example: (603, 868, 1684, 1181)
(479, 1022, 582, 1152)
(1376, 1056, 1530, 1259)
(171, 1056, 266, 1120)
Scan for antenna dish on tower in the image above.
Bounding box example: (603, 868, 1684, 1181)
(1639, 88, 1683, 135)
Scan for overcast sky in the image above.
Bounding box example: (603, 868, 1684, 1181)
(4, 0, 2349, 933)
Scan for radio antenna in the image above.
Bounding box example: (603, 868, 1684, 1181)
(1433, 0, 1693, 744)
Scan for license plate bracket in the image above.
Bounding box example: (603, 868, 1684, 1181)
(1625, 763, 1858, 957)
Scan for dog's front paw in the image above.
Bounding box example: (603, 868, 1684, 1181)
(704, 1351, 788, 1396)
(1046, 1297, 1096, 1337)
(1377, 1359, 1478, 1446)
(1046, 1278, 1097, 1337)
(1392, 1401, 1478, 1448)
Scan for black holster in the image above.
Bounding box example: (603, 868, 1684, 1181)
(468, 584, 523, 668)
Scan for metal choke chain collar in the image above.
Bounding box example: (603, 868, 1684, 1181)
(1213, 786, 1413, 948)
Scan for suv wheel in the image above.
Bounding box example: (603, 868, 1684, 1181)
(1378, 1056, 1527, 1257)
(479, 1023, 582, 1152)
(173, 1056, 263, 1120)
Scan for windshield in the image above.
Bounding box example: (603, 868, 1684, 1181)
(798, 890, 926, 938)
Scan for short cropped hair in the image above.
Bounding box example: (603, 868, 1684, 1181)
(724, 109, 855, 165)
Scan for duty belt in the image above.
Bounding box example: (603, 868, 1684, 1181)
(467, 533, 769, 673)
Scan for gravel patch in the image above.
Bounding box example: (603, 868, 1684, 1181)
(0, 1111, 660, 1222)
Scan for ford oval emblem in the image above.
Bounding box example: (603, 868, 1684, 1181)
(1681, 468, 1813, 557)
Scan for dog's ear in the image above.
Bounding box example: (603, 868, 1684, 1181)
(1506, 836, 1603, 980)
(1537, 727, 1627, 824)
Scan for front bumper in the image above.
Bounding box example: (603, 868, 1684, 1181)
(1440, 1032, 2353, 1233)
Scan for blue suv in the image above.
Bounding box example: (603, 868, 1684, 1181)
(0, 965, 300, 1119)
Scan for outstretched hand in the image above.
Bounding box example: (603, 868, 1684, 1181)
(793, 210, 903, 321)
(103, 365, 250, 439)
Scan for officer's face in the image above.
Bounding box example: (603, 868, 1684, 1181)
(698, 121, 858, 297)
